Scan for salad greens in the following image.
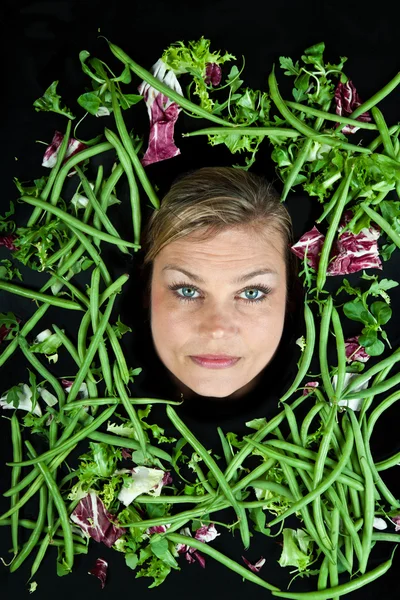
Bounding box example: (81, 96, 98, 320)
(0, 36, 400, 597)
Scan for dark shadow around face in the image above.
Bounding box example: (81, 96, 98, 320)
(149, 225, 288, 401)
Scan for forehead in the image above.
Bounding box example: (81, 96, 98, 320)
(154, 225, 286, 272)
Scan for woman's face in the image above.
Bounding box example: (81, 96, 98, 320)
(150, 225, 287, 400)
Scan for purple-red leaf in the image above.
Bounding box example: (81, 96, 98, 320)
(0, 234, 18, 251)
(138, 59, 183, 167)
(88, 558, 108, 589)
(242, 555, 266, 573)
(345, 336, 370, 363)
(42, 131, 87, 170)
(70, 492, 126, 547)
(205, 63, 222, 87)
(334, 81, 372, 134)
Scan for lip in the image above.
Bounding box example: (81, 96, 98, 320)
(190, 355, 241, 369)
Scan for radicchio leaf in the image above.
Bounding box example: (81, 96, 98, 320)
(138, 59, 183, 167)
(291, 211, 381, 276)
(88, 558, 108, 589)
(204, 63, 222, 87)
(242, 555, 266, 573)
(70, 492, 126, 547)
(344, 336, 370, 363)
(42, 131, 87, 170)
(334, 80, 372, 134)
(0, 234, 18, 251)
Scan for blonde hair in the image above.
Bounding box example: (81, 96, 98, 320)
(140, 166, 298, 307)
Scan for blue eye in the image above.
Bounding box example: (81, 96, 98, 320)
(168, 281, 272, 304)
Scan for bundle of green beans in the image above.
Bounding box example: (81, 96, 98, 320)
(0, 38, 400, 598)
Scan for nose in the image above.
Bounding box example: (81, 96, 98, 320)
(198, 302, 239, 339)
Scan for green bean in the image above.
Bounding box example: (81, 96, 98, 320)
(217, 427, 234, 470)
(62, 396, 182, 408)
(359, 355, 397, 423)
(109, 81, 160, 210)
(133, 493, 212, 504)
(285, 100, 378, 130)
(47, 417, 59, 531)
(30, 498, 81, 577)
(331, 306, 347, 400)
(75, 165, 130, 254)
(183, 126, 301, 138)
(325, 486, 364, 567)
(70, 229, 110, 286)
(98, 163, 125, 222)
(343, 369, 400, 401)
(18, 336, 66, 408)
(89, 266, 113, 395)
(361, 415, 400, 509)
(360, 201, 400, 250)
(94, 164, 104, 196)
(273, 455, 335, 562)
(231, 459, 276, 493)
(224, 394, 309, 482)
(28, 120, 72, 227)
(268, 68, 372, 154)
(20, 195, 140, 250)
(191, 462, 217, 496)
(87, 431, 171, 462)
(281, 138, 313, 203)
(166, 532, 279, 591)
(371, 107, 396, 158)
(10, 414, 22, 554)
(335, 481, 355, 572)
(105, 323, 130, 385)
(9, 479, 48, 572)
(375, 451, 400, 471)
(347, 71, 400, 122)
(261, 439, 364, 489)
(104, 128, 141, 247)
(272, 555, 394, 598)
(0, 304, 49, 367)
(319, 296, 336, 399)
(99, 273, 129, 306)
(166, 404, 250, 549)
(262, 414, 353, 527)
(109, 42, 236, 128)
(51, 324, 97, 389)
(342, 347, 400, 396)
(317, 167, 353, 292)
(348, 410, 375, 573)
(7, 405, 116, 468)
(317, 555, 330, 590)
(366, 388, 400, 442)
(67, 295, 117, 402)
(24, 441, 74, 572)
(0, 447, 73, 520)
(0, 519, 36, 529)
(113, 361, 147, 455)
(280, 111, 328, 203)
(280, 300, 316, 402)
(311, 404, 339, 549)
(48, 142, 113, 208)
(300, 402, 325, 447)
(248, 480, 294, 502)
(328, 507, 340, 598)
(371, 533, 400, 542)
(368, 124, 400, 151)
(0, 280, 83, 311)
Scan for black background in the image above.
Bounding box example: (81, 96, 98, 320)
(0, 0, 400, 598)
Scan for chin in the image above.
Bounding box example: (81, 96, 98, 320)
(182, 378, 247, 399)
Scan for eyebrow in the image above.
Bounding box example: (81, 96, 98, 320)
(162, 264, 278, 284)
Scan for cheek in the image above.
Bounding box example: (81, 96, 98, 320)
(150, 288, 185, 344)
